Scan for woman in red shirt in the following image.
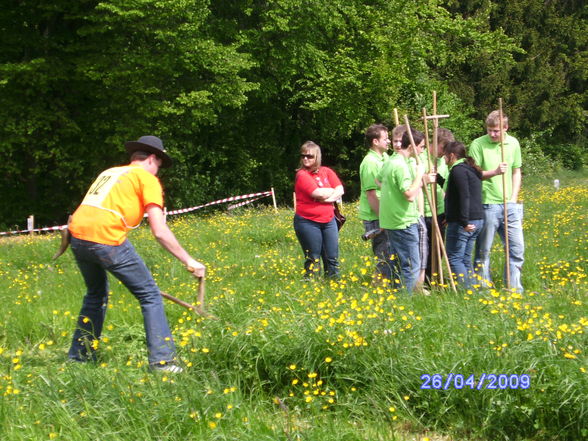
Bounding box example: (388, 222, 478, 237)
(294, 141, 344, 278)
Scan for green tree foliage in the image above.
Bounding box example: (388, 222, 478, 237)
(0, 0, 254, 227)
(0, 0, 581, 228)
(205, 0, 516, 200)
(443, 0, 587, 148)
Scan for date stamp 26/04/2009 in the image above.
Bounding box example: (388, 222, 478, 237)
(420, 374, 531, 390)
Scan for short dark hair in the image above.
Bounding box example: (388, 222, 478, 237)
(444, 141, 482, 175)
(130, 151, 151, 162)
(365, 124, 388, 148)
(401, 128, 424, 149)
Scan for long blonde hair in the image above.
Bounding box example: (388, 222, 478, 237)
(298, 141, 322, 173)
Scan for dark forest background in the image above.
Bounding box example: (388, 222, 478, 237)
(1, 0, 586, 228)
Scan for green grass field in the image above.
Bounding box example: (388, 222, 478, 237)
(1, 171, 587, 441)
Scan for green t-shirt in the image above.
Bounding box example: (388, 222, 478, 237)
(376, 154, 418, 230)
(469, 134, 521, 204)
(423, 155, 448, 217)
(359, 149, 389, 221)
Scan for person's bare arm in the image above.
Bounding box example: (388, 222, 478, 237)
(481, 162, 507, 180)
(511, 167, 522, 202)
(146, 204, 205, 277)
(310, 187, 335, 200)
(323, 185, 344, 203)
(366, 189, 379, 216)
(404, 164, 425, 202)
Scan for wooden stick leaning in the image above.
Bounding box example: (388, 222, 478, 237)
(404, 115, 457, 292)
(419, 92, 451, 284)
(431, 92, 442, 282)
(498, 98, 511, 290)
(271, 187, 278, 212)
(421, 107, 442, 284)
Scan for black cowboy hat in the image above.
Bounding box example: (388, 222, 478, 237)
(125, 135, 172, 168)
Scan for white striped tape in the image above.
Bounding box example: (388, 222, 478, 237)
(227, 195, 266, 210)
(0, 190, 274, 236)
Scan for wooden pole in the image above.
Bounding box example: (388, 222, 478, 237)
(422, 114, 450, 120)
(404, 115, 457, 292)
(271, 187, 278, 212)
(419, 93, 451, 284)
(27, 215, 34, 235)
(431, 92, 443, 282)
(393, 108, 400, 126)
(423, 108, 433, 171)
(422, 107, 441, 284)
(498, 98, 511, 290)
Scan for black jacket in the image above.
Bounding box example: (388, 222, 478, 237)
(444, 162, 484, 227)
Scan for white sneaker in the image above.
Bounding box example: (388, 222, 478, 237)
(150, 362, 183, 373)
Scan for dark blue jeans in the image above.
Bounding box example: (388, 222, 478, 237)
(362, 219, 392, 280)
(386, 223, 420, 293)
(293, 214, 339, 278)
(446, 219, 484, 289)
(68, 237, 176, 364)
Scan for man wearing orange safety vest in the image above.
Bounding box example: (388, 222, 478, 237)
(68, 136, 205, 373)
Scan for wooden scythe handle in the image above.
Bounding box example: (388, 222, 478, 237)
(160, 290, 198, 311)
(52, 215, 72, 260)
(183, 266, 217, 319)
(197, 276, 206, 313)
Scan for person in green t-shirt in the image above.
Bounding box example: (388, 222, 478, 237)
(469, 110, 524, 292)
(391, 124, 407, 155)
(377, 128, 435, 293)
(359, 124, 391, 282)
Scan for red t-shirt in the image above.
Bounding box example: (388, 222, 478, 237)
(295, 167, 342, 223)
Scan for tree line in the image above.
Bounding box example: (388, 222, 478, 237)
(0, 0, 585, 228)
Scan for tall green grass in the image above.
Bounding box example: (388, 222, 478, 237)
(1, 172, 587, 441)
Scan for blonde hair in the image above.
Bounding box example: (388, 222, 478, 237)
(485, 110, 508, 128)
(298, 141, 322, 172)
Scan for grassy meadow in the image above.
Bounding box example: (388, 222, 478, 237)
(1, 171, 587, 441)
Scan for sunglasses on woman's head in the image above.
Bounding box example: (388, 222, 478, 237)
(300, 154, 315, 159)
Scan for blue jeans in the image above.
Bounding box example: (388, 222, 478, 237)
(363, 219, 392, 280)
(386, 223, 420, 293)
(446, 219, 484, 289)
(68, 237, 176, 364)
(474, 203, 525, 292)
(294, 214, 339, 278)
